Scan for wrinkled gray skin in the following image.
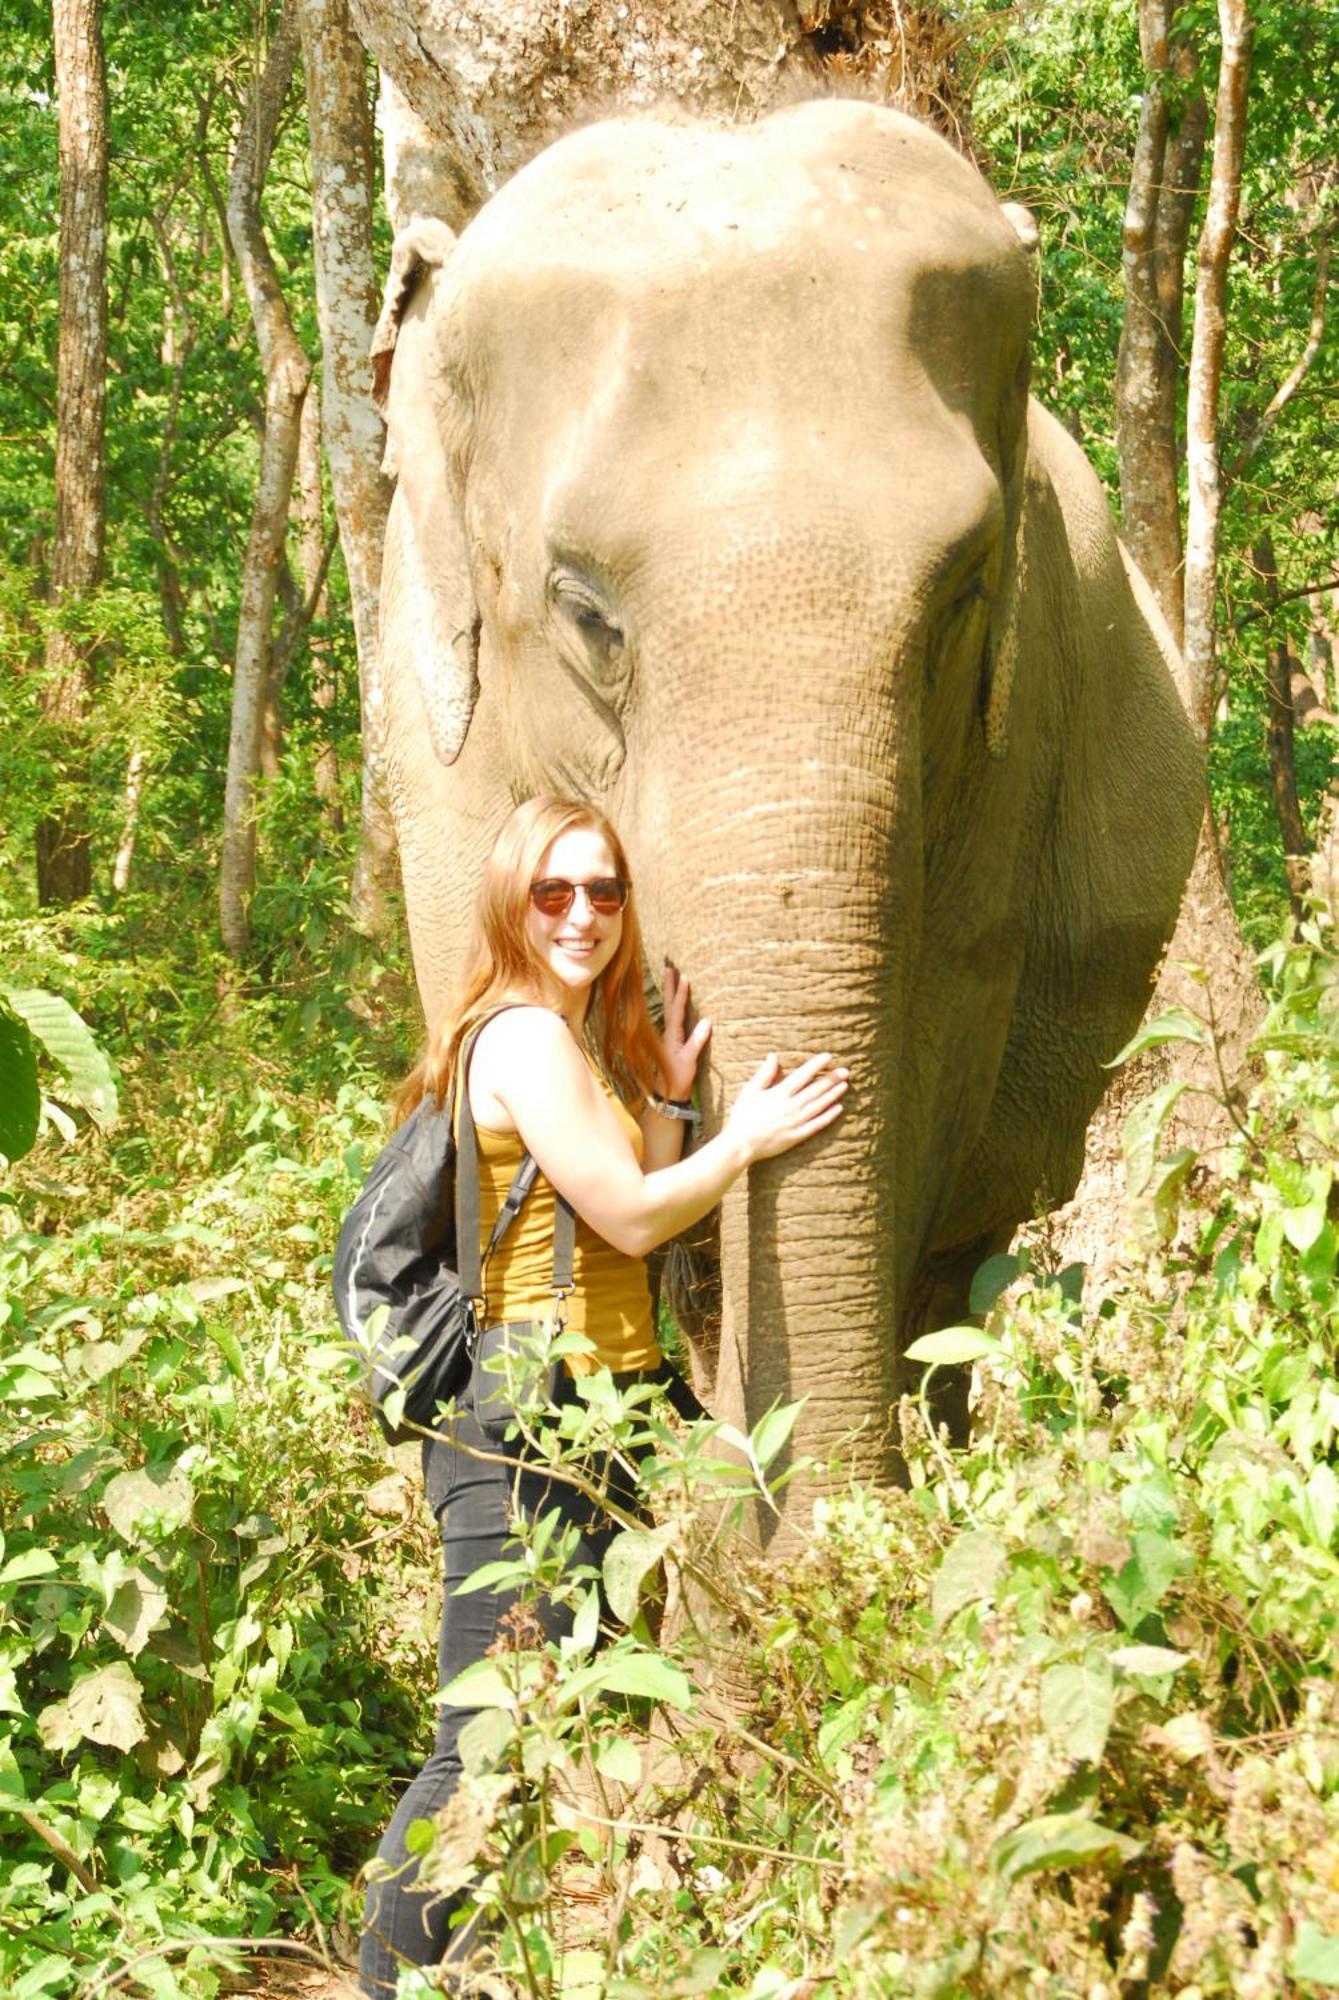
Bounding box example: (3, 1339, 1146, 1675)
(373, 101, 1202, 1519)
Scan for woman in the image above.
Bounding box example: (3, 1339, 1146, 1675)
(360, 795, 846, 1995)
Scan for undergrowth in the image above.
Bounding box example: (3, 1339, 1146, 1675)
(1, 908, 1336, 1998)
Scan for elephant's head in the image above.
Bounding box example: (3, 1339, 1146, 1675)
(372, 102, 1201, 1508)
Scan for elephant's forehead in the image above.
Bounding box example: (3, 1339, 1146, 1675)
(453, 105, 1017, 293)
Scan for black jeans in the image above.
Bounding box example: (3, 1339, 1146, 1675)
(357, 1389, 650, 1997)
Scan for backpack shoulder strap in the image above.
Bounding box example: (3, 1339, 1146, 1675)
(455, 1003, 579, 1308)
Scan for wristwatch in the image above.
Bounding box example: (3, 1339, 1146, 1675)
(649, 1095, 701, 1125)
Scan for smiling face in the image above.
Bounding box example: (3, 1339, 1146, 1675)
(525, 823, 626, 1018)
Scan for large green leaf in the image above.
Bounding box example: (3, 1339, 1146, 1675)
(1040, 1659, 1114, 1765)
(1123, 1080, 1189, 1198)
(992, 1810, 1140, 1881)
(0, 1003, 40, 1162)
(0, 986, 118, 1129)
(906, 1326, 1001, 1367)
(932, 1531, 1008, 1627)
(1107, 1008, 1208, 1066)
(603, 1524, 675, 1627)
(1292, 1922, 1339, 1985)
(37, 1662, 146, 1754)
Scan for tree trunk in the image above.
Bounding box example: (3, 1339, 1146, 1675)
(38, 0, 108, 906)
(298, 0, 397, 934)
(219, 2, 312, 959)
(112, 746, 148, 894)
(1256, 533, 1309, 913)
(1115, 0, 1205, 647)
(349, 0, 977, 232)
(1183, 0, 1253, 741)
(294, 380, 343, 823)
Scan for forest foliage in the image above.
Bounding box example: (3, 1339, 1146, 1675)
(1, 0, 1337, 1994)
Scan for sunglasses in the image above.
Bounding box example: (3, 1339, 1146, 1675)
(530, 876, 630, 918)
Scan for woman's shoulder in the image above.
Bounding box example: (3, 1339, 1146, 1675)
(471, 1002, 567, 1056)
(466, 1003, 573, 1090)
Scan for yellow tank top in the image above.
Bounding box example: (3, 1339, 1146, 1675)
(464, 1056, 661, 1376)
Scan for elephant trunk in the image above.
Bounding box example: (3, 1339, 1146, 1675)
(659, 794, 917, 1537)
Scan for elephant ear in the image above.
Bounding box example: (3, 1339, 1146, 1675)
(371, 219, 480, 768)
(981, 206, 1040, 760)
(983, 489, 1026, 760)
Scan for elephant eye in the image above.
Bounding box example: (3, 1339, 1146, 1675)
(549, 570, 627, 685)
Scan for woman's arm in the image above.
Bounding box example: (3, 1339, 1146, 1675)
(470, 1007, 847, 1259)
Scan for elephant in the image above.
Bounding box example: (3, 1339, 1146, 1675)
(368, 98, 1203, 1518)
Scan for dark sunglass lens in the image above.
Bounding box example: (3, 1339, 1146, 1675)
(587, 878, 626, 914)
(531, 879, 573, 916)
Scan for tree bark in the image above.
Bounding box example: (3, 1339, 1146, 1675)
(350, 0, 977, 231)
(38, 0, 108, 906)
(298, 0, 397, 934)
(219, 2, 312, 959)
(294, 381, 344, 822)
(1256, 533, 1309, 913)
(1183, 0, 1253, 741)
(1115, 0, 1205, 647)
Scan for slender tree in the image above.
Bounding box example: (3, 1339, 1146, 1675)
(1183, 0, 1253, 742)
(219, 0, 312, 958)
(38, 0, 108, 905)
(298, 0, 397, 935)
(1115, 1, 1206, 647)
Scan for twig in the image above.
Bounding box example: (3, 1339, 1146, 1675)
(1227, 233, 1332, 476)
(82, 1935, 362, 1999)
(1234, 574, 1339, 633)
(552, 1802, 848, 1874)
(16, 1805, 101, 1897)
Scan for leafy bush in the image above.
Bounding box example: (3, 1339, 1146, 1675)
(0, 917, 428, 1998)
(3, 911, 1336, 1997)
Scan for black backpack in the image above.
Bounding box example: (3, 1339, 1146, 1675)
(332, 1015, 560, 1445)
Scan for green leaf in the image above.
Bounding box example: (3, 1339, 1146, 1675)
(12, 1954, 74, 2000)
(603, 1525, 674, 1627)
(0, 1548, 59, 1587)
(818, 1692, 873, 1770)
(1108, 1008, 1208, 1066)
(1292, 1922, 1339, 1984)
(1102, 1530, 1190, 1632)
(102, 1463, 195, 1544)
(932, 1531, 1008, 1627)
(0, 1003, 40, 1162)
(458, 1706, 513, 1775)
(969, 1253, 1022, 1314)
(1283, 1202, 1327, 1252)
(1040, 1659, 1114, 1765)
(557, 1649, 693, 1712)
(593, 1735, 642, 1784)
(438, 1659, 523, 1710)
(1109, 1644, 1191, 1678)
(1123, 1081, 1189, 1198)
(1304, 1463, 1338, 1551)
(102, 1566, 170, 1657)
(41, 1661, 146, 1753)
(0, 987, 118, 1129)
(206, 1322, 246, 1379)
(992, 1810, 1140, 1881)
(833, 1903, 881, 1958)
(906, 1326, 1001, 1367)
(751, 1400, 802, 1471)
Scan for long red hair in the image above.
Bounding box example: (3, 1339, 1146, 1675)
(398, 796, 665, 1119)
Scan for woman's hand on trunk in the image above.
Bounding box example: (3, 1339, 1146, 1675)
(725, 1052, 849, 1163)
